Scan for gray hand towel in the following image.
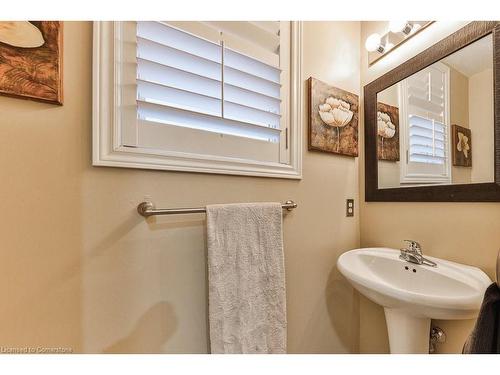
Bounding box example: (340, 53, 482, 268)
(206, 202, 286, 354)
(463, 283, 500, 354)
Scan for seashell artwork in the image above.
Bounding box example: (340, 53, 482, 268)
(452, 124, 472, 167)
(0, 22, 45, 48)
(457, 132, 470, 158)
(376, 102, 400, 161)
(0, 21, 62, 104)
(308, 77, 358, 157)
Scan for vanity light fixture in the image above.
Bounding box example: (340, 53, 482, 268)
(389, 20, 413, 35)
(366, 21, 433, 65)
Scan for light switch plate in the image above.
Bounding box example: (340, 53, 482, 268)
(346, 199, 354, 217)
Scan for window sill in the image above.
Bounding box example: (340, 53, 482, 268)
(93, 145, 302, 179)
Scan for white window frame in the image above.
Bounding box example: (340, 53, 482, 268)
(92, 21, 303, 179)
(399, 63, 452, 185)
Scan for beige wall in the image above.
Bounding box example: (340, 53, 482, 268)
(360, 21, 500, 354)
(0, 21, 361, 353)
(449, 67, 471, 184)
(469, 68, 495, 183)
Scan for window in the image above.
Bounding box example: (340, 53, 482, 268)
(399, 62, 451, 184)
(93, 21, 302, 178)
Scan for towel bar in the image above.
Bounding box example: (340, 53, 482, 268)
(137, 200, 297, 217)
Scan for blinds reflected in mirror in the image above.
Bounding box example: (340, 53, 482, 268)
(406, 65, 447, 166)
(408, 115, 445, 164)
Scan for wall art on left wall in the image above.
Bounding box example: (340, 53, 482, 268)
(0, 21, 63, 105)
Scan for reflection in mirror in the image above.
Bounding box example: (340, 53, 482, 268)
(377, 34, 494, 189)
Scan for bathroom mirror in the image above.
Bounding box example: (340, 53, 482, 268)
(364, 22, 500, 201)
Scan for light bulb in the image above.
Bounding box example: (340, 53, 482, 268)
(410, 23, 422, 34)
(389, 20, 413, 35)
(365, 33, 383, 52)
(389, 20, 407, 33)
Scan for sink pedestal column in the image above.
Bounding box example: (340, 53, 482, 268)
(384, 308, 431, 354)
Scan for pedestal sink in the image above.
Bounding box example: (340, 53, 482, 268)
(337, 248, 491, 353)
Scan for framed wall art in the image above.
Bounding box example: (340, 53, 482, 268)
(0, 21, 63, 105)
(308, 77, 358, 157)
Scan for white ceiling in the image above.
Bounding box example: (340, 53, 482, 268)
(442, 34, 493, 77)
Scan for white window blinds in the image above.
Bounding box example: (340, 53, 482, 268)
(135, 21, 286, 146)
(93, 21, 302, 179)
(400, 62, 451, 184)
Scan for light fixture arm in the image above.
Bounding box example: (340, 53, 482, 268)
(365, 21, 433, 65)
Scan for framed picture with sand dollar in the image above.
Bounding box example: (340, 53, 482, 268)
(0, 21, 63, 105)
(307, 77, 359, 157)
(452, 124, 472, 167)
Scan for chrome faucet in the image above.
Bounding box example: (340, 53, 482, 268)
(399, 240, 437, 267)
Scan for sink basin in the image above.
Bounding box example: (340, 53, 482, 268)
(337, 248, 491, 353)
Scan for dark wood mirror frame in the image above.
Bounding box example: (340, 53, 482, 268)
(364, 21, 500, 202)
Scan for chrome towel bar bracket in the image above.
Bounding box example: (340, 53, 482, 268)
(137, 200, 298, 217)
